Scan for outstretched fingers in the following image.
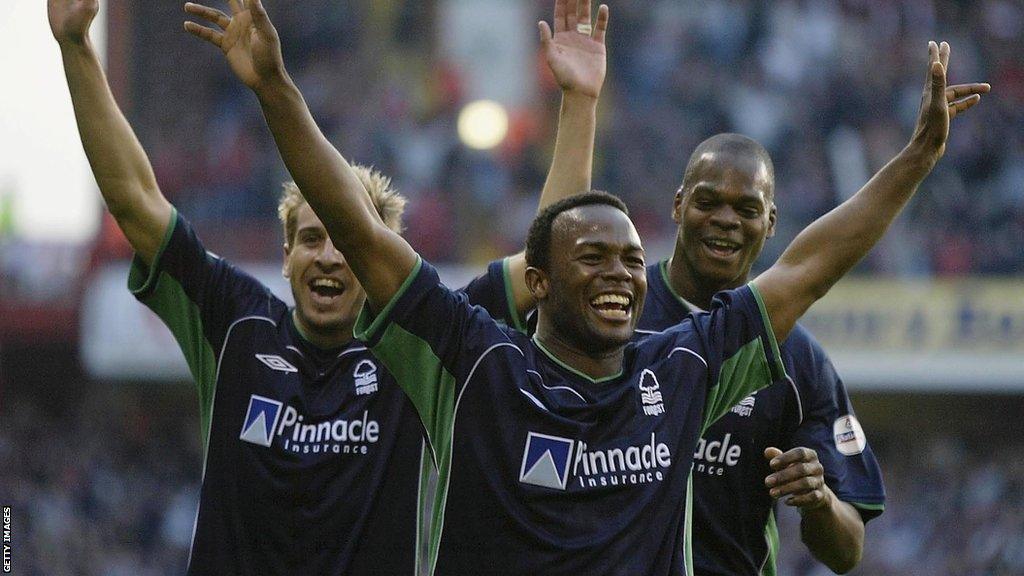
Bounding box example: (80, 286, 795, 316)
(247, 0, 274, 33)
(948, 94, 982, 120)
(592, 4, 609, 44)
(565, 0, 579, 33)
(183, 19, 224, 47)
(184, 2, 230, 30)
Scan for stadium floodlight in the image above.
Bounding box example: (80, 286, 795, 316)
(457, 99, 509, 150)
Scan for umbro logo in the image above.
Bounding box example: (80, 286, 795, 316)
(519, 432, 574, 490)
(255, 354, 297, 373)
(638, 369, 665, 416)
(240, 395, 283, 447)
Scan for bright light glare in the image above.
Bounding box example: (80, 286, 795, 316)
(0, 0, 104, 242)
(457, 100, 509, 150)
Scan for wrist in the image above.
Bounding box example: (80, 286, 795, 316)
(561, 90, 599, 108)
(800, 483, 837, 515)
(901, 137, 942, 174)
(254, 71, 296, 102)
(57, 35, 93, 53)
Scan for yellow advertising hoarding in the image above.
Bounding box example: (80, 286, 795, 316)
(800, 279, 1024, 390)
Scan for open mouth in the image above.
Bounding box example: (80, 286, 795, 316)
(589, 293, 633, 321)
(309, 277, 345, 302)
(702, 238, 742, 259)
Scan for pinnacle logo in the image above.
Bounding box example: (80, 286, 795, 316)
(638, 369, 665, 416)
(240, 395, 284, 447)
(255, 354, 297, 373)
(730, 394, 756, 417)
(519, 432, 574, 490)
(353, 359, 379, 396)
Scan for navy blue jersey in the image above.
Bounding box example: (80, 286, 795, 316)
(354, 258, 787, 575)
(460, 258, 528, 332)
(130, 210, 431, 575)
(639, 260, 886, 576)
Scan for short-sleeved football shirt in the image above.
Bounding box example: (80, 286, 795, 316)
(639, 260, 886, 575)
(130, 210, 431, 575)
(355, 257, 787, 575)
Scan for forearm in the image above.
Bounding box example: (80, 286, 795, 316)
(800, 490, 865, 573)
(254, 78, 416, 307)
(538, 91, 597, 210)
(59, 39, 169, 261)
(755, 145, 935, 340)
(506, 91, 598, 314)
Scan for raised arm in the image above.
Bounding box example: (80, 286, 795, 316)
(50, 0, 172, 264)
(184, 0, 415, 311)
(754, 41, 989, 342)
(505, 0, 609, 314)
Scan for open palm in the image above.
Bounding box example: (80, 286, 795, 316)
(539, 0, 609, 99)
(184, 0, 284, 91)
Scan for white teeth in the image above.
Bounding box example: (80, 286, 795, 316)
(591, 294, 630, 307)
(706, 239, 739, 249)
(311, 278, 342, 289)
(600, 309, 628, 319)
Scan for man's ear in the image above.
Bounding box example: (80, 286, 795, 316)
(766, 202, 777, 239)
(525, 266, 550, 301)
(282, 244, 291, 278)
(672, 188, 685, 224)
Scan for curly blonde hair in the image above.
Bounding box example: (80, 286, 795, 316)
(277, 164, 407, 246)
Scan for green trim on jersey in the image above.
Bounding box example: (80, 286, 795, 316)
(416, 440, 437, 576)
(500, 257, 527, 332)
(761, 509, 780, 576)
(659, 259, 688, 304)
(700, 284, 786, 434)
(850, 501, 886, 512)
(354, 257, 456, 574)
(684, 470, 695, 576)
(749, 283, 784, 378)
(128, 209, 219, 452)
(531, 336, 623, 383)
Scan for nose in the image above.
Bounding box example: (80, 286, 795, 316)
(708, 205, 740, 230)
(314, 237, 346, 269)
(602, 256, 633, 282)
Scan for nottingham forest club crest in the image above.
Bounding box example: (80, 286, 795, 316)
(353, 359, 379, 396)
(638, 369, 665, 416)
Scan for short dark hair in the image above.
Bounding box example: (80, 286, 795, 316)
(680, 133, 775, 199)
(525, 191, 629, 271)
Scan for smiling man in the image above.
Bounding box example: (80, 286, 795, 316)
(640, 133, 887, 576)
(185, 0, 986, 573)
(52, 0, 607, 572)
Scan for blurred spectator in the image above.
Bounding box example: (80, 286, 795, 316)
(113, 0, 1021, 275)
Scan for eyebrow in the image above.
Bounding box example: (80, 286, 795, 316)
(575, 240, 645, 253)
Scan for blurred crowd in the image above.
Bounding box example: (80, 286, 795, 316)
(118, 0, 1023, 275)
(3, 386, 1022, 575)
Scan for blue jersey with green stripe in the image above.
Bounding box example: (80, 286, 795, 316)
(129, 211, 431, 575)
(639, 261, 886, 576)
(355, 257, 787, 575)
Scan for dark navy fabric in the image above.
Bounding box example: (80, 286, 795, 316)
(131, 212, 426, 575)
(355, 259, 786, 576)
(639, 260, 886, 576)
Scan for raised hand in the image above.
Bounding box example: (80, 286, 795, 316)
(909, 41, 990, 164)
(184, 0, 285, 91)
(763, 447, 829, 509)
(538, 0, 609, 99)
(48, 0, 99, 46)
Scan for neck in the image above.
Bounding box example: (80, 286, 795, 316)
(666, 246, 746, 310)
(534, 322, 625, 381)
(292, 310, 353, 349)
